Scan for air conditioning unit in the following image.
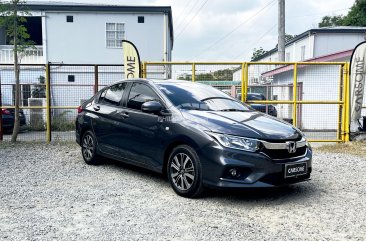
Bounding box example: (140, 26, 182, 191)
(28, 98, 46, 130)
(260, 76, 273, 84)
(250, 77, 259, 84)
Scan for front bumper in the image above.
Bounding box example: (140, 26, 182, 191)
(198, 141, 312, 188)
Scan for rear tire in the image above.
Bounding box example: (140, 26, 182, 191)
(81, 130, 101, 165)
(167, 145, 204, 198)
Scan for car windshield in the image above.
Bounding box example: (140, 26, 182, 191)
(157, 82, 251, 111)
(247, 94, 266, 101)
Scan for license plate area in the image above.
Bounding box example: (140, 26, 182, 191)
(284, 162, 307, 178)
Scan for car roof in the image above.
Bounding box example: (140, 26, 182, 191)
(112, 78, 203, 86)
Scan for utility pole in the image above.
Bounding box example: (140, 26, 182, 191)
(278, 0, 285, 61)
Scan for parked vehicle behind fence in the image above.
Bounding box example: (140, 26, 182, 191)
(237, 93, 277, 117)
(76, 79, 312, 198)
(1, 105, 26, 133)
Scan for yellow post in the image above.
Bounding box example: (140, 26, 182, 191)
(141, 62, 146, 78)
(192, 63, 196, 82)
(337, 65, 342, 141)
(345, 63, 350, 142)
(45, 64, 51, 143)
(242, 63, 248, 102)
(292, 63, 298, 127)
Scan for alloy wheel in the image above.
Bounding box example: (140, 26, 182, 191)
(82, 134, 94, 161)
(170, 153, 195, 191)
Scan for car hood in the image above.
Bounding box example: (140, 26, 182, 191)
(181, 110, 301, 141)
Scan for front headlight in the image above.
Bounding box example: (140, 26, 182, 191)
(205, 131, 259, 152)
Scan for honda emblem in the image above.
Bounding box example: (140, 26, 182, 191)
(286, 141, 296, 153)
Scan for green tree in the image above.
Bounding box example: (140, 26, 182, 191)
(342, 0, 366, 26)
(285, 34, 296, 42)
(318, 15, 345, 27)
(251, 47, 268, 61)
(318, 0, 366, 27)
(0, 0, 33, 142)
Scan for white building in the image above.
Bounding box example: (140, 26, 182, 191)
(255, 26, 365, 62)
(0, 2, 174, 64)
(0, 2, 174, 123)
(233, 27, 366, 133)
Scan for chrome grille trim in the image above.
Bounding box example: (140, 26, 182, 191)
(260, 138, 306, 150)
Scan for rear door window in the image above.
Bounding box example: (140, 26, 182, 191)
(127, 83, 159, 111)
(99, 83, 127, 106)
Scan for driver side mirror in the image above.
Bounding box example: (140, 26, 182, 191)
(141, 101, 163, 114)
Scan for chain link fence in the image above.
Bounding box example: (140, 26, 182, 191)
(144, 61, 350, 142)
(0, 62, 352, 143)
(0, 64, 124, 142)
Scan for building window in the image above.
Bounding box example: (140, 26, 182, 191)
(106, 23, 125, 48)
(286, 52, 290, 61)
(138, 16, 144, 23)
(301, 46, 306, 61)
(68, 75, 75, 82)
(66, 16, 73, 23)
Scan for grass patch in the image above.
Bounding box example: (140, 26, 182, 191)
(316, 141, 366, 157)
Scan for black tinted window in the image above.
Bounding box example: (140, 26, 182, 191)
(99, 83, 127, 106)
(157, 82, 251, 111)
(247, 94, 265, 101)
(127, 83, 159, 110)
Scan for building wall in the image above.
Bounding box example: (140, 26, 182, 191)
(44, 11, 169, 64)
(314, 33, 364, 57)
(260, 35, 314, 62)
(272, 65, 340, 130)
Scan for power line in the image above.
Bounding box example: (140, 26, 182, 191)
(175, 0, 205, 33)
(175, 0, 210, 39)
(194, 0, 276, 59)
(174, 0, 195, 29)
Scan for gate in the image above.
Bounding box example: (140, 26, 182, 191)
(143, 61, 350, 142)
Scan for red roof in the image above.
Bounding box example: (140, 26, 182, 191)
(262, 49, 353, 77)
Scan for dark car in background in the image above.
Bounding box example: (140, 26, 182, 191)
(76, 79, 312, 198)
(237, 93, 277, 117)
(1, 105, 26, 133)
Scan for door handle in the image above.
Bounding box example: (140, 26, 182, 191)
(120, 112, 129, 118)
(93, 105, 100, 111)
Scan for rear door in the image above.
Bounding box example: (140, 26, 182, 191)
(92, 82, 128, 156)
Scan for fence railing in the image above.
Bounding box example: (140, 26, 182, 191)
(143, 61, 351, 142)
(0, 64, 124, 142)
(0, 45, 44, 64)
(0, 62, 353, 143)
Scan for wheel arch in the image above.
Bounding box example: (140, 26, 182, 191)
(162, 136, 200, 176)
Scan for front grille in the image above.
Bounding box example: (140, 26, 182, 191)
(260, 146, 307, 160)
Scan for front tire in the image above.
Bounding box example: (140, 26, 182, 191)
(167, 145, 204, 198)
(81, 130, 101, 165)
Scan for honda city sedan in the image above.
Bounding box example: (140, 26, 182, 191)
(76, 79, 312, 198)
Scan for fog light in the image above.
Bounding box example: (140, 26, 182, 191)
(230, 168, 237, 177)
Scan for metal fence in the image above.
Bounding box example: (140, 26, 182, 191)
(0, 64, 124, 142)
(143, 61, 351, 142)
(0, 62, 353, 143)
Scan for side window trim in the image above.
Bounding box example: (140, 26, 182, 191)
(98, 83, 127, 107)
(96, 88, 107, 104)
(125, 82, 165, 113)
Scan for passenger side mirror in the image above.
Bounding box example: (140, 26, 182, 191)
(141, 101, 162, 114)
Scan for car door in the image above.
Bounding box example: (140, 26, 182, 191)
(120, 82, 166, 168)
(91, 82, 128, 156)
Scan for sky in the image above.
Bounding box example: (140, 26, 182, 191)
(37, 0, 355, 61)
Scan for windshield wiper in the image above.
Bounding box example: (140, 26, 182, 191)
(200, 97, 233, 102)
